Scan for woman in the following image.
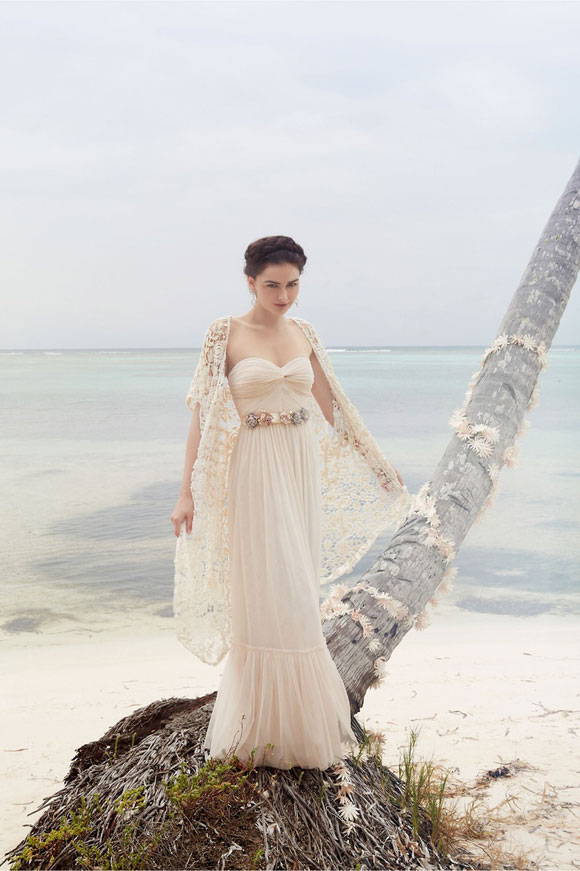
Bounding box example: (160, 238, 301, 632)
(171, 235, 410, 770)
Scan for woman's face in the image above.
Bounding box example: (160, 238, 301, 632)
(249, 263, 300, 314)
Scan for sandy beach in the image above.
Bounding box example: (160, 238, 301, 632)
(2, 610, 579, 870)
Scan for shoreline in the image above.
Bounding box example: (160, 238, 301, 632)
(2, 612, 579, 868)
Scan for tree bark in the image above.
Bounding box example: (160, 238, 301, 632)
(323, 156, 580, 715)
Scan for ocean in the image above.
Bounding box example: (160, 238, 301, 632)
(1, 344, 578, 644)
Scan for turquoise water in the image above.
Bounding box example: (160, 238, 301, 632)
(1, 345, 578, 642)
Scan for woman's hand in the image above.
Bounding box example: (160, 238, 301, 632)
(171, 492, 195, 537)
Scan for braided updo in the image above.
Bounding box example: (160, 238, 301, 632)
(243, 235, 307, 279)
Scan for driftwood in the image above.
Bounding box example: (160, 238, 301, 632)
(5, 160, 579, 870)
(323, 156, 580, 713)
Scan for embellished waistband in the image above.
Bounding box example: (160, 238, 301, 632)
(243, 407, 311, 428)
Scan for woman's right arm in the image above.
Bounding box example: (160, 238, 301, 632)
(170, 402, 202, 537)
(171, 317, 220, 536)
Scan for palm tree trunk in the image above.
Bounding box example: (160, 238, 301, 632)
(324, 156, 580, 715)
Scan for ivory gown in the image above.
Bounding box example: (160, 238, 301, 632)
(202, 354, 359, 770)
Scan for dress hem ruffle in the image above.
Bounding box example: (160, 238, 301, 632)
(203, 641, 359, 771)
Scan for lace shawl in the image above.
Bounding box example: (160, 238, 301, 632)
(173, 314, 411, 665)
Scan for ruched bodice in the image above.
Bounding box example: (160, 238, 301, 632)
(227, 355, 315, 416)
(202, 353, 358, 769)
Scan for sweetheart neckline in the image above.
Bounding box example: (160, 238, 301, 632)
(227, 355, 311, 377)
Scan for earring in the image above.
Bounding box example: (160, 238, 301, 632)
(295, 297, 299, 307)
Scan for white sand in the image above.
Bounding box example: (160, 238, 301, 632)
(2, 612, 579, 869)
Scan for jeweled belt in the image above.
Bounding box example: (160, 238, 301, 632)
(243, 407, 311, 428)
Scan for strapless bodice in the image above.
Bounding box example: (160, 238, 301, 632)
(227, 355, 315, 416)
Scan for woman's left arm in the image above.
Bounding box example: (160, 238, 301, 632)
(310, 351, 335, 428)
(310, 349, 404, 488)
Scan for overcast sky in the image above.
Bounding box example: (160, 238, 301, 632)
(1, 0, 579, 349)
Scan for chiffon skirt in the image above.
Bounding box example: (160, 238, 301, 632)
(202, 359, 358, 769)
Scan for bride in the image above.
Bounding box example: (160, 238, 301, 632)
(171, 235, 409, 770)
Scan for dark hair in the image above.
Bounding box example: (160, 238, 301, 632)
(243, 235, 307, 279)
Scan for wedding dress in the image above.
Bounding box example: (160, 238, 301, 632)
(173, 314, 412, 769)
(202, 355, 358, 769)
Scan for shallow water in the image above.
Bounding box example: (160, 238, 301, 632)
(1, 344, 578, 642)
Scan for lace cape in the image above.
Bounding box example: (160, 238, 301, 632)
(173, 314, 411, 665)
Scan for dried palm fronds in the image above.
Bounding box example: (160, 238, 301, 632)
(4, 695, 483, 871)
